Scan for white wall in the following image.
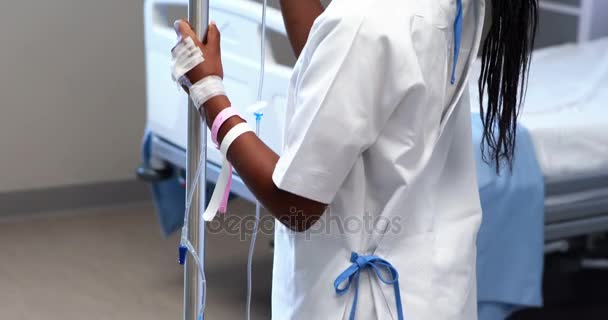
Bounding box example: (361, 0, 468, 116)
(0, 0, 147, 192)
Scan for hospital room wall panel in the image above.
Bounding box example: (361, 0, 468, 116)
(0, 1, 147, 195)
(536, 9, 580, 47)
(548, 0, 581, 5)
(590, 0, 608, 40)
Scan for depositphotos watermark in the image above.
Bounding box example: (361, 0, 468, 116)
(206, 207, 403, 241)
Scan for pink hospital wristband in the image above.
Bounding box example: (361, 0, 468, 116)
(211, 107, 243, 145)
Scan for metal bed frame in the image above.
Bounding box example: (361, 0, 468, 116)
(150, 134, 608, 245)
(545, 175, 608, 241)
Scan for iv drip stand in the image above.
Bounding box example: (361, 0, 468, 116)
(184, 0, 208, 319)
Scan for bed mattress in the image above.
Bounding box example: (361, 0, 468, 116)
(469, 38, 608, 238)
(470, 37, 608, 184)
(519, 39, 608, 233)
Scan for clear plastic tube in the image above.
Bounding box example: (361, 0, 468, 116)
(257, 0, 268, 100)
(247, 1, 268, 319)
(179, 146, 208, 320)
(246, 114, 263, 320)
(181, 0, 268, 317)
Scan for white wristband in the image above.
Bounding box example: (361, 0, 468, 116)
(202, 122, 251, 222)
(202, 156, 232, 222)
(189, 76, 226, 110)
(170, 37, 204, 86)
(220, 123, 253, 157)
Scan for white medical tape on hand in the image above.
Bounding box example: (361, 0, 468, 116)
(189, 76, 226, 110)
(202, 123, 253, 222)
(171, 37, 204, 85)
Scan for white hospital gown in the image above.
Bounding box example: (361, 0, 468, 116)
(271, 0, 486, 319)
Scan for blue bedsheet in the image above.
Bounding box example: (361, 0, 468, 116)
(142, 131, 185, 236)
(472, 114, 545, 319)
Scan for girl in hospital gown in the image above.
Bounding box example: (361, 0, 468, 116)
(170, 0, 538, 318)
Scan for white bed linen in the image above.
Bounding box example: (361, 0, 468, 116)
(470, 38, 608, 183)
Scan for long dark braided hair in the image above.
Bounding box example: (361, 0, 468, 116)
(478, 0, 538, 172)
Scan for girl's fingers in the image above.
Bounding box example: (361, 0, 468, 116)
(204, 22, 221, 52)
(174, 20, 191, 37)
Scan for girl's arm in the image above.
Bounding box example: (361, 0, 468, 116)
(279, 0, 325, 58)
(205, 96, 326, 231)
(175, 21, 327, 232)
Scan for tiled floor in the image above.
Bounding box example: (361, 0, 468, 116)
(0, 199, 274, 320)
(1, 199, 607, 319)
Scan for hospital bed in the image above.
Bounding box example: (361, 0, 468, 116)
(483, 37, 608, 244)
(140, 0, 608, 248)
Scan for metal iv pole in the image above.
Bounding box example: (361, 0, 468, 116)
(185, 0, 208, 319)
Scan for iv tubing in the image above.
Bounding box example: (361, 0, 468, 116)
(181, 1, 268, 318)
(180, 147, 207, 319)
(246, 1, 268, 319)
